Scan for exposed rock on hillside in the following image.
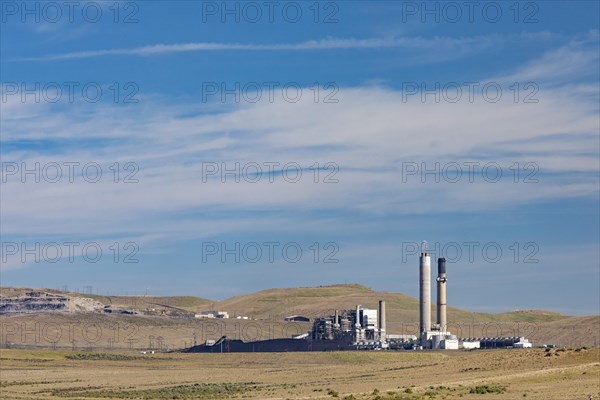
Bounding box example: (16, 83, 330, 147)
(0, 290, 104, 314)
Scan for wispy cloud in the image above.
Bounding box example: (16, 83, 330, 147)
(493, 30, 600, 85)
(12, 32, 554, 61)
(2, 86, 597, 241)
(2, 34, 599, 315)
(2, 39, 598, 276)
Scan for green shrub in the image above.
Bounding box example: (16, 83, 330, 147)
(468, 384, 507, 394)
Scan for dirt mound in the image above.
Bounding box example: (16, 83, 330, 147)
(0, 290, 104, 314)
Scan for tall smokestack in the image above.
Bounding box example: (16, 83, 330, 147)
(355, 305, 361, 341)
(436, 258, 447, 332)
(378, 300, 386, 340)
(334, 309, 339, 329)
(419, 252, 431, 334)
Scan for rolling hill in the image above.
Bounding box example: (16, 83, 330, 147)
(213, 284, 567, 323)
(1, 284, 597, 349)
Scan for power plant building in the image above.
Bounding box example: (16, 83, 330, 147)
(182, 245, 532, 353)
(311, 302, 387, 347)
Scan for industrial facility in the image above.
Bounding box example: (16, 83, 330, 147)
(312, 302, 385, 342)
(417, 253, 458, 349)
(182, 249, 532, 353)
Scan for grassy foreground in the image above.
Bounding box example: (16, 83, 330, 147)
(1, 348, 599, 400)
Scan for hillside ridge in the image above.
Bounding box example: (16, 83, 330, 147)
(0, 284, 572, 321)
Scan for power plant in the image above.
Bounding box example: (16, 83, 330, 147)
(418, 253, 457, 349)
(183, 247, 532, 353)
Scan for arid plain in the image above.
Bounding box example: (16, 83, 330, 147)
(1, 347, 599, 400)
(1, 285, 599, 399)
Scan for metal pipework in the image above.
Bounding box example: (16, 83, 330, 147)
(419, 252, 431, 334)
(436, 257, 447, 332)
(378, 300, 386, 340)
(354, 305, 362, 341)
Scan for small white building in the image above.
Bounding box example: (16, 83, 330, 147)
(386, 334, 417, 342)
(195, 311, 229, 319)
(441, 338, 459, 350)
(461, 340, 481, 349)
(514, 338, 533, 348)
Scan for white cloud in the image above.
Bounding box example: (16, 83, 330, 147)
(1, 39, 598, 272)
(493, 30, 600, 85)
(12, 32, 554, 61)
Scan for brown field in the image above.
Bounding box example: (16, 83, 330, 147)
(0, 348, 599, 400)
(2, 311, 599, 352)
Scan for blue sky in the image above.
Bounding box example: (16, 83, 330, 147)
(1, 1, 599, 315)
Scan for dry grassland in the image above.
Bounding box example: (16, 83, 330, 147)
(1, 348, 599, 400)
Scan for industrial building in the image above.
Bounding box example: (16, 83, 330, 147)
(183, 247, 532, 353)
(460, 337, 532, 349)
(311, 301, 387, 348)
(194, 311, 229, 319)
(284, 315, 310, 322)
